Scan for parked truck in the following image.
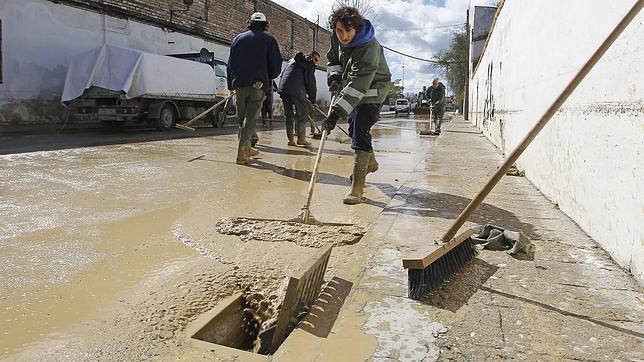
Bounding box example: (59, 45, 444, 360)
(62, 45, 231, 130)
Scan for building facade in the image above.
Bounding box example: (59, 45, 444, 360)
(469, 0, 643, 282)
(0, 0, 332, 124)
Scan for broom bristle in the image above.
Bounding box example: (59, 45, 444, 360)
(408, 238, 478, 299)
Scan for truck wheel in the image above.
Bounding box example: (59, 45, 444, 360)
(157, 105, 176, 131)
(212, 108, 226, 128)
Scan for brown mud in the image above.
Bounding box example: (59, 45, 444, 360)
(215, 217, 365, 247)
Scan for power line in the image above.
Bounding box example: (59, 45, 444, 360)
(376, 23, 464, 31)
(381, 45, 465, 64)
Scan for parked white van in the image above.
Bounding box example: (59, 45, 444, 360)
(395, 98, 411, 115)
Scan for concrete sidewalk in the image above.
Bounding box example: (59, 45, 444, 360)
(278, 118, 643, 361)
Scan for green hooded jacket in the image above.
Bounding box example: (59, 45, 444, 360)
(326, 20, 392, 117)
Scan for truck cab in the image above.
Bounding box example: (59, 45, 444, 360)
(167, 50, 229, 99)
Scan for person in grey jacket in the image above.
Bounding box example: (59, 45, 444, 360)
(428, 78, 446, 133)
(227, 12, 282, 164)
(278, 51, 320, 146)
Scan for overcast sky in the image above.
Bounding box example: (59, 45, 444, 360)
(271, 0, 497, 96)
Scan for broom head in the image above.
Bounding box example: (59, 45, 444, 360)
(403, 228, 477, 299)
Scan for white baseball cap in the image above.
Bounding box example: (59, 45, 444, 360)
(250, 12, 267, 22)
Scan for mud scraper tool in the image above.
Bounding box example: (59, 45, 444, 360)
(402, 1, 642, 299)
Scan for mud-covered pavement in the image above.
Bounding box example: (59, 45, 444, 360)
(1, 116, 643, 361)
(0, 116, 421, 359)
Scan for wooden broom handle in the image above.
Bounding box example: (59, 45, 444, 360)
(302, 95, 338, 220)
(441, 1, 642, 242)
(182, 91, 236, 127)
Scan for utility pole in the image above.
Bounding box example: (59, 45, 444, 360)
(314, 15, 319, 52)
(464, 8, 470, 120)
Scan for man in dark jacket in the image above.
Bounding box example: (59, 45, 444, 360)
(278, 51, 320, 146)
(227, 12, 282, 164)
(428, 78, 446, 133)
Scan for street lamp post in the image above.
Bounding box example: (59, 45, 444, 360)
(402, 65, 405, 96)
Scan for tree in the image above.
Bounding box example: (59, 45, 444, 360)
(434, 27, 468, 109)
(334, 0, 375, 20)
(388, 79, 404, 98)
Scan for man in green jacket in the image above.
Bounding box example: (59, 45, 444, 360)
(321, 6, 392, 205)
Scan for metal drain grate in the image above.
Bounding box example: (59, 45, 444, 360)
(270, 244, 333, 352)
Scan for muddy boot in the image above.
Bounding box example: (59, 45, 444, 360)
(248, 147, 260, 156)
(287, 129, 296, 146)
(368, 151, 379, 174)
(296, 127, 311, 146)
(350, 150, 378, 182)
(236, 142, 251, 165)
(343, 150, 370, 205)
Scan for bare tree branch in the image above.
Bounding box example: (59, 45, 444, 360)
(334, 0, 376, 20)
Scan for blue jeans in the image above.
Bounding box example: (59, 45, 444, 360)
(348, 103, 381, 151)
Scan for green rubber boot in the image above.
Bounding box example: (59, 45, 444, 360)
(350, 150, 378, 182)
(343, 150, 371, 205)
(368, 151, 379, 173)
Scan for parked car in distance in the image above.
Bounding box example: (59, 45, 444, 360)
(395, 98, 410, 115)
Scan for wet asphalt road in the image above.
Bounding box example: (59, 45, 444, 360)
(0, 120, 242, 155)
(0, 112, 400, 155)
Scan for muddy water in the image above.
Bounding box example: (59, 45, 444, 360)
(0, 119, 429, 359)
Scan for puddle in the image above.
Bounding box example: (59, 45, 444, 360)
(216, 217, 365, 247)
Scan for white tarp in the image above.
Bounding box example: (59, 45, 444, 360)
(61, 44, 217, 103)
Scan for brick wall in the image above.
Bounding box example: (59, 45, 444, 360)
(49, 0, 332, 63)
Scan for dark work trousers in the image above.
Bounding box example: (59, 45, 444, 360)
(348, 103, 382, 151)
(280, 93, 311, 138)
(261, 93, 273, 121)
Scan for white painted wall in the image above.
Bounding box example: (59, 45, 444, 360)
(469, 0, 643, 283)
(0, 0, 230, 123)
(0, 0, 330, 123)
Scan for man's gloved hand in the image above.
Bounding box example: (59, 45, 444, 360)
(328, 75, 342, 94)
(321, 113, 340, 133)
(329, 80, 342, 94)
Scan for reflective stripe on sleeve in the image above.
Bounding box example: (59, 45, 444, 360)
(334, 98, 354, 114)
(327, 65, 343, 75)
(365, 89, 378, 97)
(343, 86, 364, 99)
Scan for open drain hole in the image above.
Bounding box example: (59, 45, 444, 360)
(187, 292, 273, 355)
(187, 245, 333, 356)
